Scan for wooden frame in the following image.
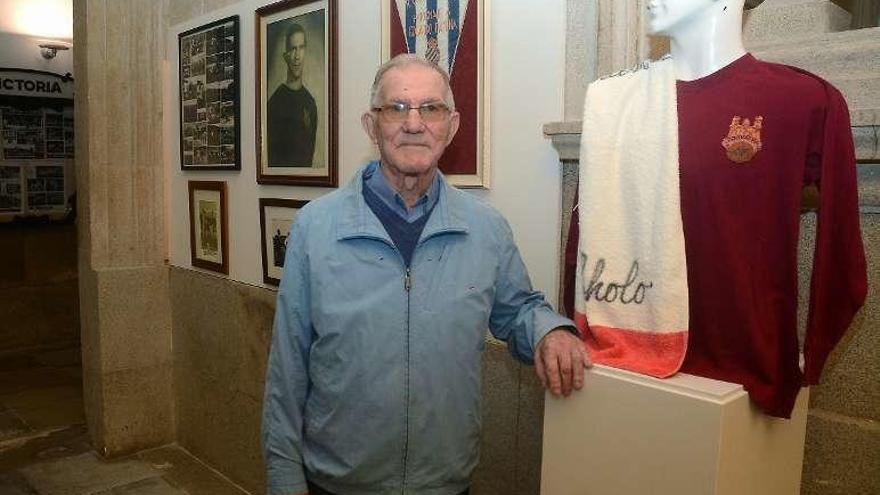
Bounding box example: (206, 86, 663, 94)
(381, 0, 491, 188)
(259, 198, 309, 286)
(178, 16, 241, 170)
(188, 181, 229, 274)
(256, 0, 338, 187)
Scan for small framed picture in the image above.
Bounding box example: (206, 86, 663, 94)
(0, 165, 24, 214)
(259, 198, 309, 286)
(256, 0, 338, 187)
(178, 15, 241, 170)
(188, 181, 229, 274)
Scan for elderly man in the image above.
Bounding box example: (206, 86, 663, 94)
(262, 54, 588, 495)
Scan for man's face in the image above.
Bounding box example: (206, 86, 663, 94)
(361, 65, 460, 178)
(284, 31, 306, 79)
(646, 0, 716, 35)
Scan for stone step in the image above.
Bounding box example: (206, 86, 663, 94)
(751, 29, 880, 86)
(828, 72, 880, 114)
(747, 24, 880, 50)
(854, 126, 879, 161)
(743, 0, 851, 44)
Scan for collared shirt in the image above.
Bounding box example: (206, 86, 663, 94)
(362, 160, 441, 223)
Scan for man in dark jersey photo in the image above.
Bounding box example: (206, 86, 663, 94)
(267, 23, 317, 167)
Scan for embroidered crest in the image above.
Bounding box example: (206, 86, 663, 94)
(302, 108, 311, 131)
(721, 116, 763, 163)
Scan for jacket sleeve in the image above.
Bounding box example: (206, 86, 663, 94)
(803, 84, 868, 384)
(262, 216, 313, 495)
(488, 218, 577, 364)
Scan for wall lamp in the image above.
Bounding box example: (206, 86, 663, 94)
(39, 41, 71, 59)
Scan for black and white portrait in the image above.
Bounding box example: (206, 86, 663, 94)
(257, 0, 337, 186)
(259, 198, 309, 286)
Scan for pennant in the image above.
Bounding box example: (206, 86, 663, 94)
(395, 0, 470, 76)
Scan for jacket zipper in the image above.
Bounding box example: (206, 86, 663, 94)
(402, 266, 412, 494)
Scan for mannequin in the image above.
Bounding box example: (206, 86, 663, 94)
(646, 0, 747, 80)
(570, 0, 867, 418)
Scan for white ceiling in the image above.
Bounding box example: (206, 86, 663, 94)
(0, 0, 72, 41)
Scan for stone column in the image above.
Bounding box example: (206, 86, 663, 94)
(74, 0, 174, 456)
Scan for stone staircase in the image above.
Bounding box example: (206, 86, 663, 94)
(744, 0, 880, 160)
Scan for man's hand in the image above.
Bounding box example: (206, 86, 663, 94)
(535, 328, 591, 397)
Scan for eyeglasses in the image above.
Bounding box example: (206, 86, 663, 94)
(372, 102, 451, 123)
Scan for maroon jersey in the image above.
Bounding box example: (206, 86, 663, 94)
(565, 54, 866, 418)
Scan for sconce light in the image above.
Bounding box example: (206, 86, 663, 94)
(39, 41, 71, 60)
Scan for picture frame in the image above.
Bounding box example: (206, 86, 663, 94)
(381, 0, 491, 188)
(188, 181, 229, 274)
(178, 16, 241, 170)
(0, 164, 23, 214)
(259, 198, 309, 286)
(256, 0, 338, 187)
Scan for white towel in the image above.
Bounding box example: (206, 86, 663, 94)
(574, 57, 689, 378)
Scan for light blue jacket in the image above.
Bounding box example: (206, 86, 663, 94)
(263, 163, 573, 495)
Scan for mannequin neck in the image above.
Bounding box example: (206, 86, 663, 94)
(667, 1, 747, 81)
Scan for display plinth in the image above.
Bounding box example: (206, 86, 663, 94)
(541, 365, 809, 495)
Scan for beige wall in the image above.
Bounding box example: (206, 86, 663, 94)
(164, 0, 567, 492)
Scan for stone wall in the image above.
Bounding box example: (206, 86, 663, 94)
(744, 3, 880, 492)
(550, 1, 879, 494)
(169, 266, 550, 495)
(0, 223, 79, 354)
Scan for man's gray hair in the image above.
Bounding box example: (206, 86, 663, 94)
(369, 54, 456, 110)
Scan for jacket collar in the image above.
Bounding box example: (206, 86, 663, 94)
(336, 162, 469, 242)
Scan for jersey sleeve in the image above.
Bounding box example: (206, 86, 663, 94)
(802, 83, 868, 384)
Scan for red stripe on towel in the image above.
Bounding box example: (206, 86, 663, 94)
(574, 311, 687, 378)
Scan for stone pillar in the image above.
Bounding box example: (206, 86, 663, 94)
(74, 0, 174, 456)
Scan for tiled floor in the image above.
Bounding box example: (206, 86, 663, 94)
(0, 347, 249, 495)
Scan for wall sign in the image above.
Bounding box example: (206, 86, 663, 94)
(0, 69, 74, 221)
(0, 69, 74, 100)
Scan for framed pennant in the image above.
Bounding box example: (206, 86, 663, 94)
(381, 0, 490, 188)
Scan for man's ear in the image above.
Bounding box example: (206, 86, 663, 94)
(445, 111, 461, 145)
(361, 112, 378, 144)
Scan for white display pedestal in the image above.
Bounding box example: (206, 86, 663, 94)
(541, 365, 809, 495)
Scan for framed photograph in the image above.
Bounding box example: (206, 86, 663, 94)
(188, 181, 229, 274)
(26, 164, 66, 212)
(259, 198, 309, 285)
(179, 15, 241, 170)
(381, 0, 490, 188)
(256, 0, 338, 187)
(0, 165, 23, 214)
